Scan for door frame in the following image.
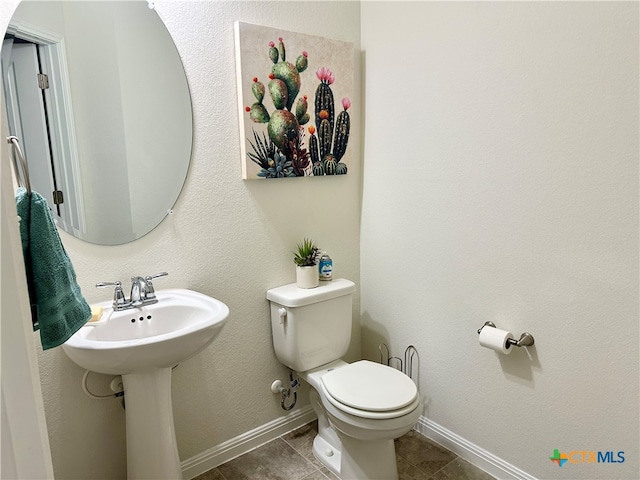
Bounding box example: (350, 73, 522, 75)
(6, 18, 85, 236)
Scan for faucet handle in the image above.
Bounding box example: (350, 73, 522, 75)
(145, 272, 168, 281)
(96, 281, 127, 309)
(144, 272, 168, 300)
(96, 281, 121, 288)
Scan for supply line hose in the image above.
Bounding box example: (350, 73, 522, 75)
(281, 370, 298, 411)
(82, 365, 179, 402)
(81, 370, 124, 400)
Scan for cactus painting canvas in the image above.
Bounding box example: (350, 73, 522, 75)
(234, 22, 354, 179)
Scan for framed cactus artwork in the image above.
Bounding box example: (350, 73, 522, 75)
(234, 22, 354, 179)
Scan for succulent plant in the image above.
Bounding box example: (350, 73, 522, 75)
(333, 98, 351, 162)
(247, 130, 276, 171)
(246, 38, 310, 153)
(312, 160, 325, 176)
(308, 68, 351, 175)
(308, 126, 320, 164)
(286, 129, 311, 177)
(293, 238, 320, 266)
(324, 154, 338, 175)
(257, 150, 294, 178)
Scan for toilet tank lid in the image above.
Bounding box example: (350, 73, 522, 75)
(266, 278, 355, 307)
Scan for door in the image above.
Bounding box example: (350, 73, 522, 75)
(3, 38, 58, 212)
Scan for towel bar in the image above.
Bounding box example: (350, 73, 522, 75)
(7, 136, 31, 194)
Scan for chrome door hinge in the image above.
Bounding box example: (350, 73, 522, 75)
(52, 190, 64, 205)
(37, 73, 49, 89)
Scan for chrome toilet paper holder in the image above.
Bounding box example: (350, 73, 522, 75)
(477, 322, 535, 347)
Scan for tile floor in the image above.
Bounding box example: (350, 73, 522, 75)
(193, 421, 496, 480)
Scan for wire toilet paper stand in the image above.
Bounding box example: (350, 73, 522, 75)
(378, 343, 419, 383)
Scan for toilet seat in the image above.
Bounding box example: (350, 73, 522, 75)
(320, 360, 419, 420)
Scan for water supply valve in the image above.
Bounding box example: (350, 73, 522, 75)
(270, 370, 299, 411)
(270, 379, 286, 394)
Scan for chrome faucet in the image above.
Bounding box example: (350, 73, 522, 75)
(97, 272, 168, 310)
(130, 276, 149, 306)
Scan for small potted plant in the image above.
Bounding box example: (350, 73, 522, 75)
(293, 238, 320, 288)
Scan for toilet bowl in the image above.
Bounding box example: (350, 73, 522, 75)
(301, 359, 422, 480)
(267, 279, 422, 479)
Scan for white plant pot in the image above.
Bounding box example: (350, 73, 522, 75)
(296, 265, 319, 289)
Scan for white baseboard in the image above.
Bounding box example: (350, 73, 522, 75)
(414, 416, 537, 480)
(182, 409, 536, 480)
(181, 406, 316, 479)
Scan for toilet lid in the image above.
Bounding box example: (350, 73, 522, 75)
(321, 360, 418, 412)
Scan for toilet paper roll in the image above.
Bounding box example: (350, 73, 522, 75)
(479, 326, 514, 354)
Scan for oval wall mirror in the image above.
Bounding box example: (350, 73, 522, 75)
(3, 1, 192, 245)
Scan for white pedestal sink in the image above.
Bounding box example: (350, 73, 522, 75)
(62, 289, 229, 480)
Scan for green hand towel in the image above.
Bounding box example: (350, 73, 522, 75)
(16, 188, 90, 350)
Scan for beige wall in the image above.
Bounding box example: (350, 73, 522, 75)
(1, 1, 361, 478)
(361, 2, 638, 479)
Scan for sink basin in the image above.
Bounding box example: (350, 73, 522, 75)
(63, 288, 229, 375)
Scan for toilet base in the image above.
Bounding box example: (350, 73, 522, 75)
(312, 434, 341, 476)
(312, 429, 399, 480)
(339, 436, 398, 480)
(310, 387, 342, 476)
(312, 430, 399, 480)
(308, 385, 403, 480)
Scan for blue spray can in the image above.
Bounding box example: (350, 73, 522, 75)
(318, 252, 333, 281)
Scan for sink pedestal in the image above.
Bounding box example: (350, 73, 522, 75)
(122, 369, 182, 479)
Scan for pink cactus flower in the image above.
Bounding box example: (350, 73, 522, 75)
(278, 37, 283, 42)
(269, 41, 274, 47)
(342, 98, 351, 111)
(316, 66, 334, 85)
(302, 51, 308, 57)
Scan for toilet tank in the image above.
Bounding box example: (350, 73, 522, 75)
(267, 278, 356, 372)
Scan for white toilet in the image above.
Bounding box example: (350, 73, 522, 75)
(267, 278, 422, 480)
